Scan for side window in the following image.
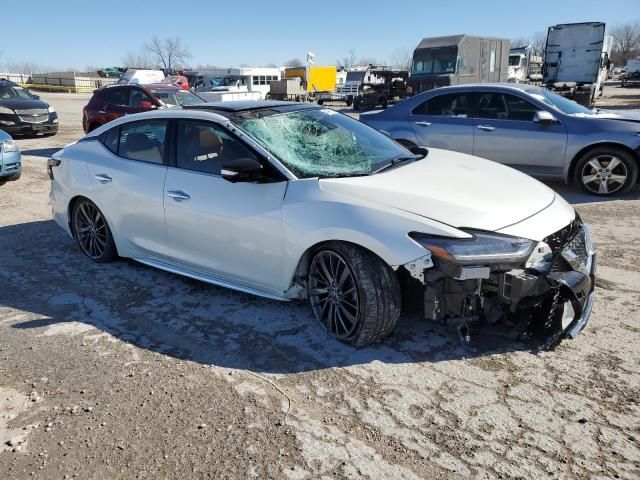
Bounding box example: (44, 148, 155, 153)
(176, 121, 257, 175)
(412, 93, 470, 117)
(476, 93, 508, 119)
(118, 121, 167, 164)
(102, 127, 120, 154)
(104, 89, 128, 107)
(502, 94, 539, 121)
(128, 89, 154, 108)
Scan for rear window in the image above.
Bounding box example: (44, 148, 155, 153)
(150, 88, 204, 107)
(88, 91, 105, 107)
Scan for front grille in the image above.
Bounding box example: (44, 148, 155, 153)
(15, 108, 49, 124)
(544, 216, 583, 253)
(544, 216, 590, 274)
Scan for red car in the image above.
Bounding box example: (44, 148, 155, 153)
(163, 75, 190, 90)
(82, 84, 204, 133)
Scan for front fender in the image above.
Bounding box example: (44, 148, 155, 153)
(281, 179, 464, 290)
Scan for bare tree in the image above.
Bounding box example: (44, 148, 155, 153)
(337, 49, 358, 68)
(531, 31, 547, 56)
(194, 64, 222, 71)
(388, 48, 413, 70)
(610, 22, 640, 65)
(265, 62, 278, 68)
(284, 58, 303, 68)
(5, 61, 42, 75)
(122, 50, 153, 69)
(510, 37, 531, 49)
(144, 36, 192, 70)
(358, 56, 378, 67)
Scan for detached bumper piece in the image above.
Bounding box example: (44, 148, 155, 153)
(415, 219, 596, 351)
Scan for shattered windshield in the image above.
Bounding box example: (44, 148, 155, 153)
(236, 108, 411, 178)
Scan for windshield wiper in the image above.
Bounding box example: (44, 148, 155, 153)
(373, 154, 424, 174)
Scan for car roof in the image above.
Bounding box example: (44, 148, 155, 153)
(184, 100, 322, 114)
(0, 79, 19, 87)
(424, 82, 544, 94)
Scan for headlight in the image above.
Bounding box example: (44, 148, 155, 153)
(0, 106, 15, 115)
(1, 139, 19, 153)
(409, 231, 534, 265)
(48, 106, 56, 114)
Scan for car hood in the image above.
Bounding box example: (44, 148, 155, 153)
(572, 110, 640, 123)
(320, 148, 556, 232)
(0, 98, 49, 110)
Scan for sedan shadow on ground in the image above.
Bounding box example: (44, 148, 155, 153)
(0, 220, 552, 375)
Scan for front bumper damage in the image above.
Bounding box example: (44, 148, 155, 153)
(405, 217, 596, 351)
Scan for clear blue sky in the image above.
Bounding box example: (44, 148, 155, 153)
(1, 0, 638, 70)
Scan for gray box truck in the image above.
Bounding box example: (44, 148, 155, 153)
(407, 35, 510, 95)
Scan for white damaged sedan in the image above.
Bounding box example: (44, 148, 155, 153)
(49, 101, 595, 349)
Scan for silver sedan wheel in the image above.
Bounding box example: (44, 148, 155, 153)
(309, 251, 360, 339)
(580, 155, 628, 195)
(74, 202, 108, 259)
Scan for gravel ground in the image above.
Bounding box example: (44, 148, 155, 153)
(1, 85, 639, 479)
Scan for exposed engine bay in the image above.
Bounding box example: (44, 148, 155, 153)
(404, 216, 596, 351)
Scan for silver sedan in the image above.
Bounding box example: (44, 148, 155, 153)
(360, 83, 640, 196)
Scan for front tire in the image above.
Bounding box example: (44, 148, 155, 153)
(72, 199, 117, 262)
(573, 146, 638, 196)
(308, 243, 401, 347)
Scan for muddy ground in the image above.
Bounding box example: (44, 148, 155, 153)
(0, 84, 639, 479)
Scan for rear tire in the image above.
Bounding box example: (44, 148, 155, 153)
(308, 243, 401, 347)
(573, 146, 638, 196)
(71, 198, 118, 263)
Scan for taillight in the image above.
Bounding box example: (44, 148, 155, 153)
(47, 158, 61, 179)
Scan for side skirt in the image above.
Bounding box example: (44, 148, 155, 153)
(133, 257, 290, 302)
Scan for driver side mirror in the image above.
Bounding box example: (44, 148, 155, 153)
(408, 146, 429, 156)
(221, 157, 264, 183)
(533, 110, 558, 125)
(33, 94, 40, 100)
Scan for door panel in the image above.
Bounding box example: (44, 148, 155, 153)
(164, 170, 287, 290)
(472, 92, 568, 176)
(409, 92, 474, 154)
(86, 120, 170, 258)
(164, 119, 287, 291)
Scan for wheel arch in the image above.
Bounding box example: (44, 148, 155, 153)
(568, 142, 640, 183)
(292, 240, 389, 280)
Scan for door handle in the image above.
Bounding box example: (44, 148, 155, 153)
(414, 121, 432, 127)
(94, 174, 112, 183)
(477, 125, 496, 132)
(167, 190, 190, 201)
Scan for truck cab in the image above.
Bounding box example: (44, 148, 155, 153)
(508, 46, 543, 84)
(407, 35, 510, 95)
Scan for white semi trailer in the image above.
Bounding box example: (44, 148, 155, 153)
(543, 22, 611, 107)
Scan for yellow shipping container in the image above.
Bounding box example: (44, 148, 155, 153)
(284, 66, 337, 93)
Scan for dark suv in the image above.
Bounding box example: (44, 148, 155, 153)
(82, 84, 204, 133)
(0, 79, 58, 136)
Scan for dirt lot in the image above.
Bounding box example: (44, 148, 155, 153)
(1, 85, 639, 479)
